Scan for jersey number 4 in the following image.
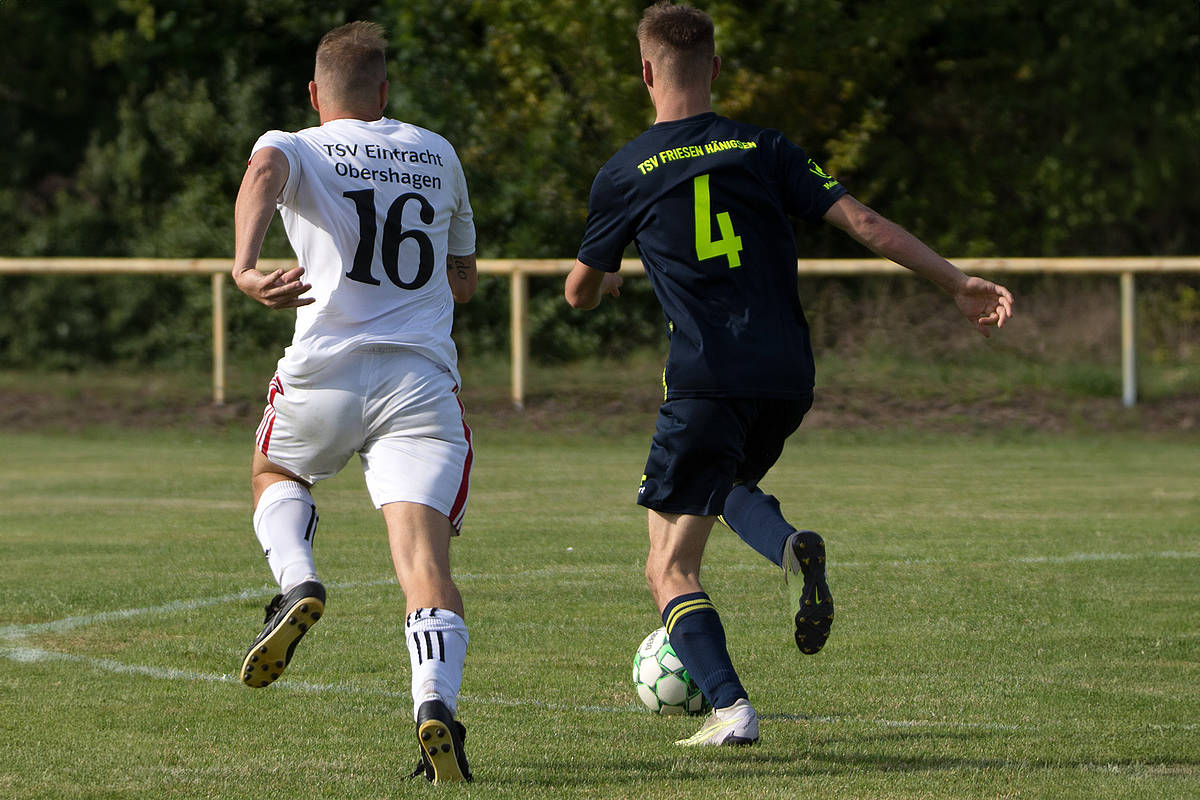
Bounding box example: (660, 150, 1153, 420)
(693, 174, 743, 269)
(342, 189, 435, 289)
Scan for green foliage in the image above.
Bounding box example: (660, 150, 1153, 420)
(0, 274, 293, 369)
(1142, 277, 1200, 363)
(0, 0, 1197, 367)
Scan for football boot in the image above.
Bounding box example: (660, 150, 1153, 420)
(240, 580, 325, 688)
(784, 530, 834, 655)
(675, 698, 759, 746)
(409, 699, 473, 784)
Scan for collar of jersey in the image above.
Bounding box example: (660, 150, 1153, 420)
(651, 111, 719, 129)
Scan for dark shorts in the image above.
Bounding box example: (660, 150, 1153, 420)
(636, 395, 812, 517)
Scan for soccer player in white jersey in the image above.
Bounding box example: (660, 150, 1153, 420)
(232, 21, 476, 784)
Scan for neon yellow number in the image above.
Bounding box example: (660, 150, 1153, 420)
(693, 174, 743, 269)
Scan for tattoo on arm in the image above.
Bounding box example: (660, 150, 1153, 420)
(448, 254, 475, 281)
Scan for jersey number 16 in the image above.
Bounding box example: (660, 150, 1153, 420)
(342, 189, 435, 289)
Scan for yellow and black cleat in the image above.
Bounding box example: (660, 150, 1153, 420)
(409, 699, 473, 784)
(785, 530, 834, 655)
(240, 581, 325, 688)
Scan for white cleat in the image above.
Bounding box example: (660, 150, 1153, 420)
(674, 698, 759, 746)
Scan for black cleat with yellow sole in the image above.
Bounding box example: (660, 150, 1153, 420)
(785, 530, 834, 655)
(240, 580, 325, 688)
(409, 699, 473, 784)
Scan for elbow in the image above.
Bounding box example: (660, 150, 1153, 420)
(564, 261, 607, 310)
(564, 287, 597, 310)
(563, 271, 597, 310)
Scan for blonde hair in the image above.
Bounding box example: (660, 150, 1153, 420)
(636, 2, 715, 88)
(314, 21, 387, 109)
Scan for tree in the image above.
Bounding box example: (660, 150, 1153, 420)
(0, 0, 1195, 367)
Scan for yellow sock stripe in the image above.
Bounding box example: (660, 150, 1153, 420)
(665, 598, 716, 635)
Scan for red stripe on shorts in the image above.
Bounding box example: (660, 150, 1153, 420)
(255, 408, 276, 454)
(256, 373, 284, 454)
(448, 388, 473, 530)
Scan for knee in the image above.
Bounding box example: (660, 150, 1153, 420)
(644, 559, 663, 595)
(644, 552, 699, 610)
(644, 547, 675, 589)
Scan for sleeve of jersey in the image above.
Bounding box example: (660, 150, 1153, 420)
(575, 168, 633, 273)
(447, 155, 476, 256)
(774, 133, 847, 221)
(250, 131, 300, 206)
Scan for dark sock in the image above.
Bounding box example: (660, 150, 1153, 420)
(662, 592, 747, 710)
(721, 484, 795, 567)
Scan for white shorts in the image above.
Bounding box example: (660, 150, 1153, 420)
(255, 347, 473, 530)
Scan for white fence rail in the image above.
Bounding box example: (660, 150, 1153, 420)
(2, 257, 1199, 408)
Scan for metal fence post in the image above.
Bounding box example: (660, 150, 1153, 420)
(3, 256, 1198, 410)
(511, 268, 528, 409)
(1121, 271, 1137, 408)
(211, 272, 226, 406)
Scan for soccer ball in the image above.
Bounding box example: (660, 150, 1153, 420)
(632, 627, 708, 715)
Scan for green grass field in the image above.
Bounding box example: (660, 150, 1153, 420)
(2, 423, 1198, 799)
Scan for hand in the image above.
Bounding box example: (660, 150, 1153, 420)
(953, 276, 1014, 337)
(234, 265, 314, 309)
(601, 272, 623, 299)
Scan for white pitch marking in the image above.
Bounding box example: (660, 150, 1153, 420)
(759, 711, 1024, 732)
(1, 643, 631, 713)
(3, 551, 1198, 735)
(814, 549, 1199, 571)
(0, 578, 393, 640)
(4, 549, 1195, 640)
(0, 645, 1030, 729)
(14, 644, 1195, 735)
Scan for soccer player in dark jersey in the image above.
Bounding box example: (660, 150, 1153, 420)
(566, 2, 1014, 747)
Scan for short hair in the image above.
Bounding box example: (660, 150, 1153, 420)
(636, 2, 715, 88)
(314, 21, 387, 108)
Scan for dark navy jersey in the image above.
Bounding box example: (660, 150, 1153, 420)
(577, 112, 846, 399)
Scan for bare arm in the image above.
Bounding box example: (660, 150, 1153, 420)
(447, 253, 478, 302)
(823, 195, 1013, 336)
(564, 259, 623, 310)
(232, 147, 313, 309)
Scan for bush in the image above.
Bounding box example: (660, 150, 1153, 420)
(3, 272, 1195, 379)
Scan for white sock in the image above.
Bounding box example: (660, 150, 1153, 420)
(253, 480, 320, 594)
(405, 608, 469, 720)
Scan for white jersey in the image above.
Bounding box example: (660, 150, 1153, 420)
(251, 117, 475, 385)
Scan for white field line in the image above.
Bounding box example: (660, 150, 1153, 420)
(0, 644, 1036, 732)
(0, 579, 393, 639)
(828, 549, 1200, 570)
(2, 550, 1197, 735)
(7, 643, 1197, 735)
(7, 549, 1191, 640)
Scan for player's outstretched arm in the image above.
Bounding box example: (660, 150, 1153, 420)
(823, 195, 1013, 336)
(447, 253, 477, 303)
(232, 147, 313, 310)
(565, 260, 623, 310)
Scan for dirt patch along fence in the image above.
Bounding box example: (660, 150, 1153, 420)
(2, 257, 1198, 408)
